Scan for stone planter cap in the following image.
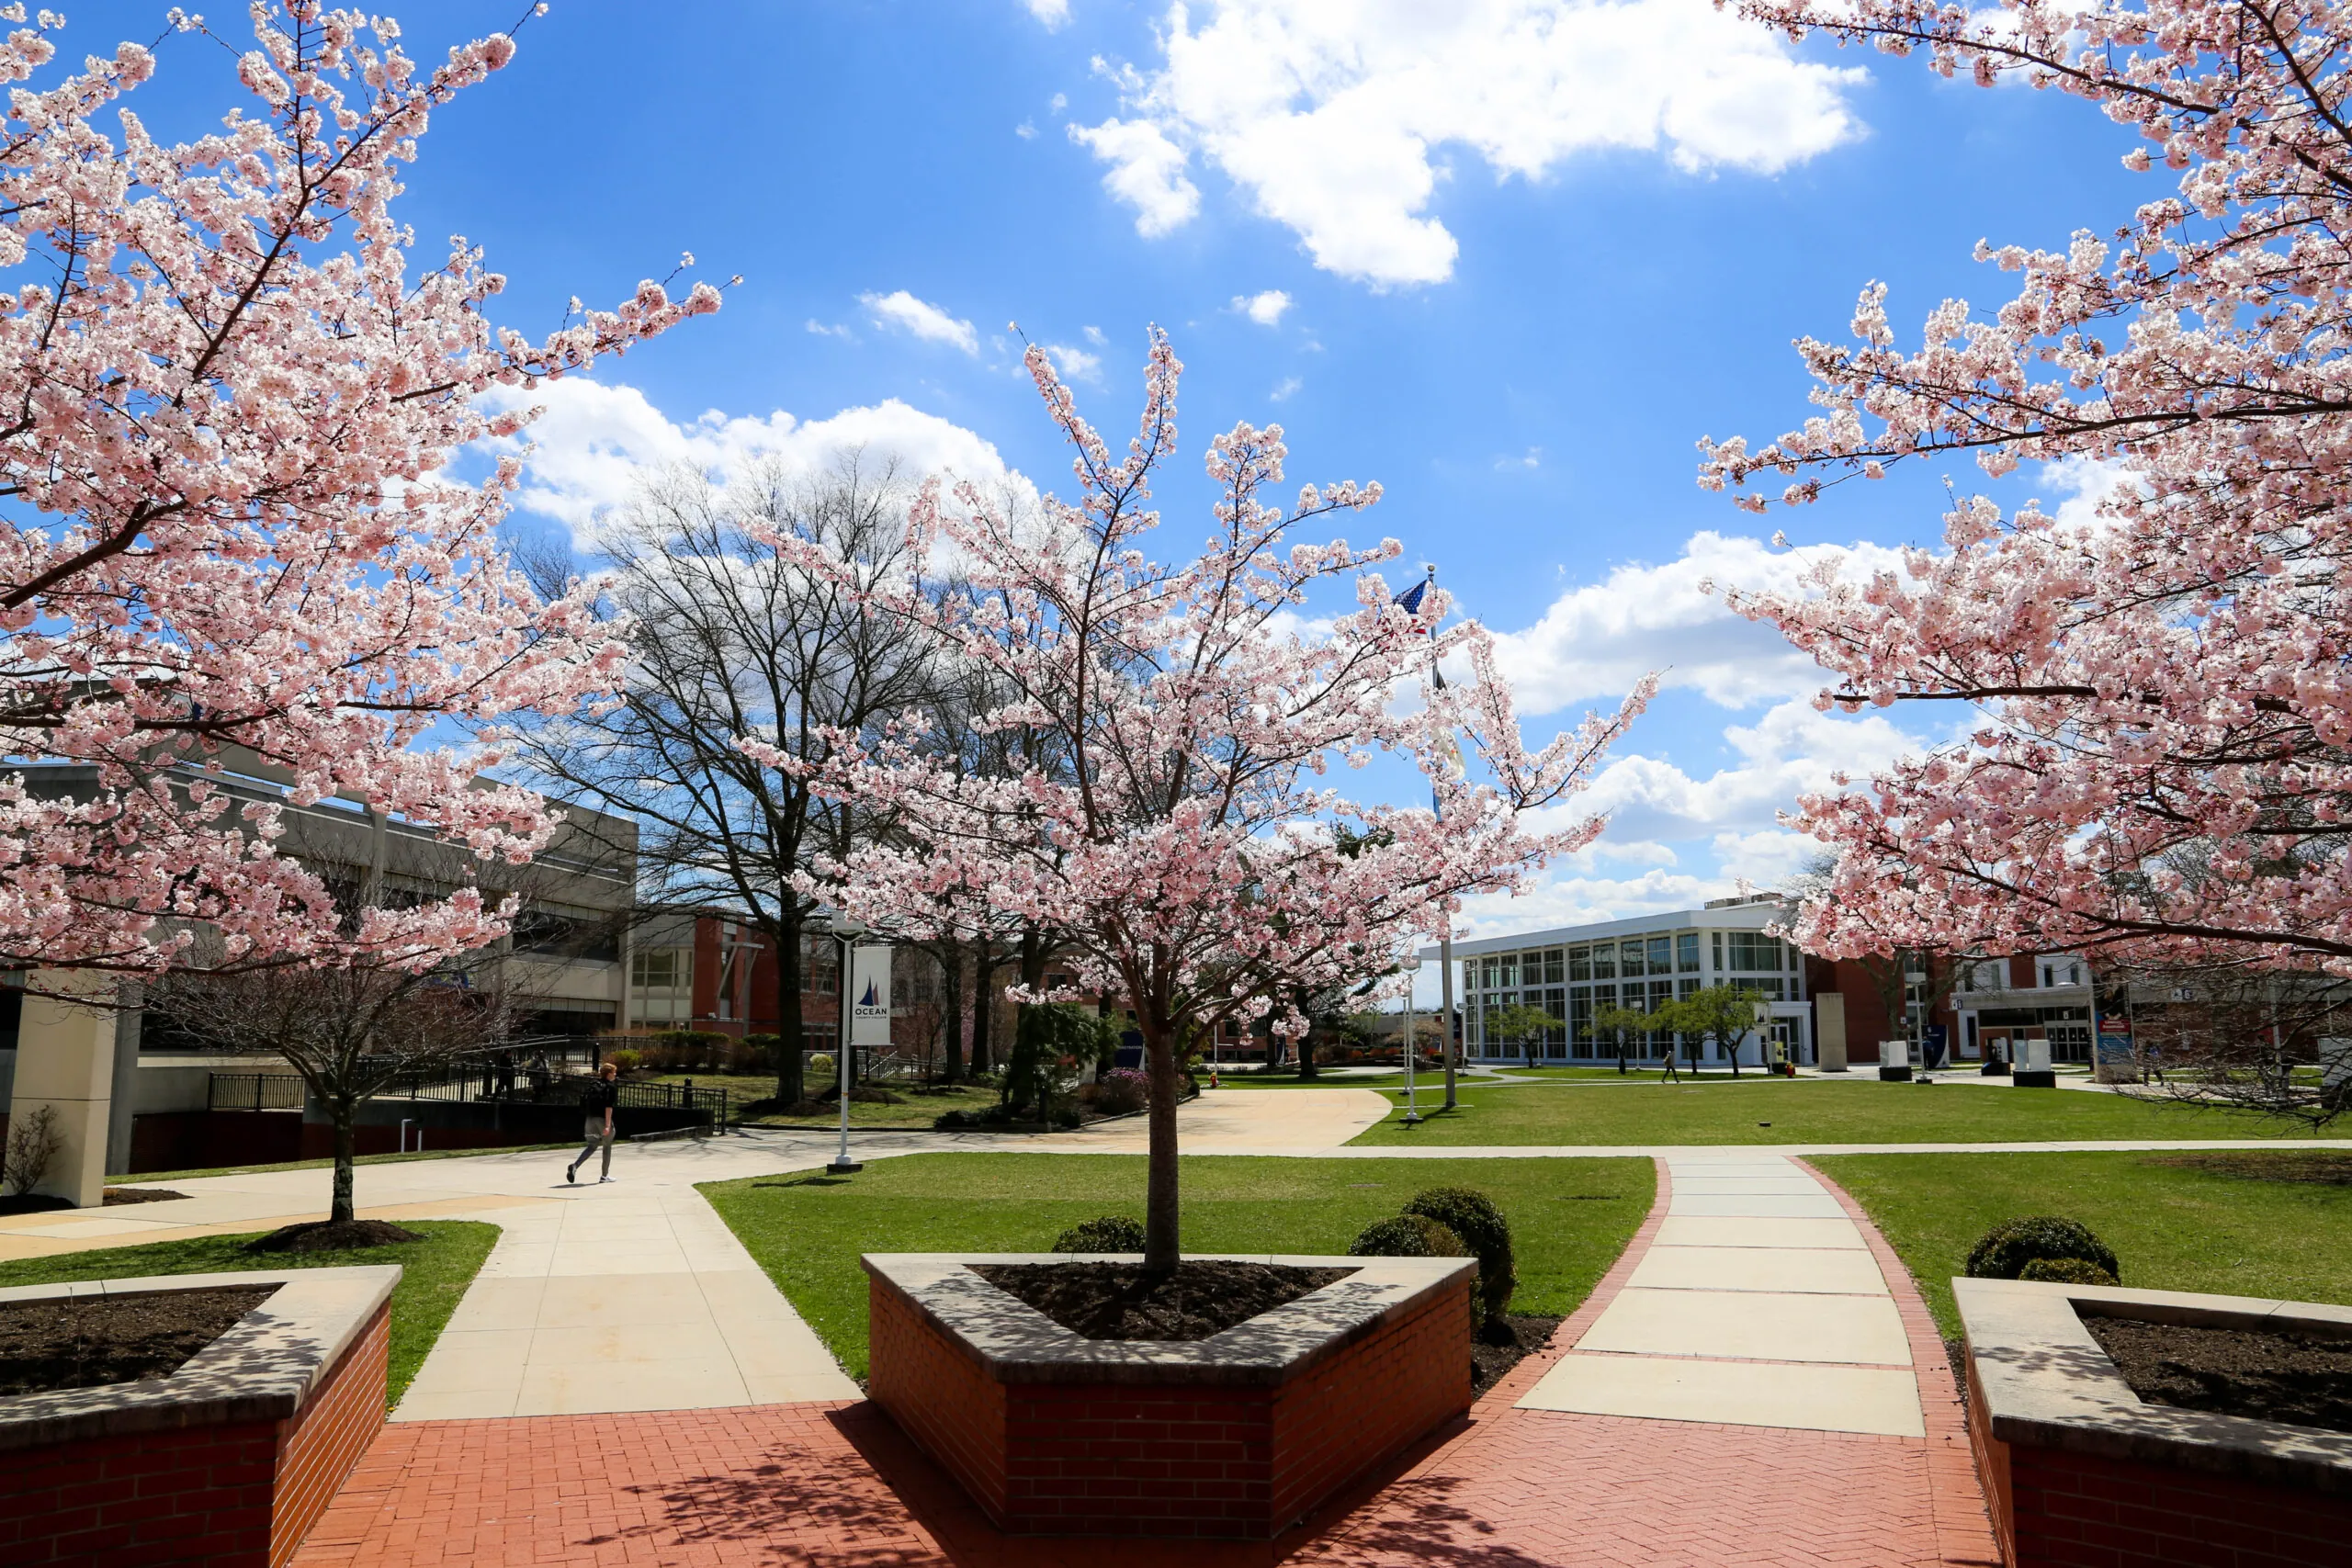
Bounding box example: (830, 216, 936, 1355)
(0, 1265, 401, 1453)
(1956, 1275, 2352, 1495)
(863, 1252, 1474, 1387)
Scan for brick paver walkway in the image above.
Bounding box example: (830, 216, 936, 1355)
(292, 1158, 2001, 1567)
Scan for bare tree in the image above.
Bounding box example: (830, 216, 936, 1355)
(502, 453, 940, 1107)
(2118, 963, 2352, 1130)
(153, 961, 516, 1229)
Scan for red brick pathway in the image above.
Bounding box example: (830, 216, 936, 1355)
(292, 1162, 2000, 1567)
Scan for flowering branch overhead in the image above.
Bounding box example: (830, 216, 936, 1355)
(0, 4, 718, 976)
(1703, 0, 2352, 974)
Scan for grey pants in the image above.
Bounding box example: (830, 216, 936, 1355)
(571, 1116, 613, 1179)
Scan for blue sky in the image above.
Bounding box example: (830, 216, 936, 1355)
(134, 2, 2144, 967)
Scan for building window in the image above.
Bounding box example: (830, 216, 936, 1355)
(1646, 935, 1672, 976)
(1726, 931, 1784, 973)
(2038, 956, 2086, 988)
(1677, 932, 1700, 972)
(1537, 948, 1565, 985)
(1620, 941, 1646, 979)
(1590, 942, 1616, 981)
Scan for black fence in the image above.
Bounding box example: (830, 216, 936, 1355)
(207, 1073, 306, 1112)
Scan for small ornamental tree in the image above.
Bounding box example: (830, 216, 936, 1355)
(759, 331, 1648, 1269)
(1483, 1000, 1565, 1073)
(0, 6, 716, 983)
(1702, 0, 2352, 981)
(1660, 984, 1770, 1077)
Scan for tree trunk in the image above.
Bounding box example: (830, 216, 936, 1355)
(969, 934, 993, 1075)
(331, 1101, 357, 1224)
(775, 908, 806, 1105)
(940, 943, 966, 1080)
(1296, 1032, 1318, 1080)
(1142, 1024, 1182, 1273)
(1726, 1028, 1742, 1077)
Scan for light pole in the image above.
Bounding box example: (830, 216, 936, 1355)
(1401, 956, 1423, 1127)
(830, 913, 865, 1175)
(1439, 938, 1458, 1108)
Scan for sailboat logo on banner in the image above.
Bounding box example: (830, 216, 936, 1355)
(860, 979, 879, 1008)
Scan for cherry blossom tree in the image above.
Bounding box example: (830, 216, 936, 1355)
(1702, 0, 2352, 976)
(0, 5, 718, 985)
(756, 330, 1647, 1269)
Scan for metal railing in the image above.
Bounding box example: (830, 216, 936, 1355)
(207, 1072, 305, 1111)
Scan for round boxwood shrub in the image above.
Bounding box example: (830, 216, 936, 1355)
(1052, 1215, 1146, 1254)
(1965, 1216, 2120, 1283)
(2018, 1256, 2120, 1287)
(1348, 1213, 1470, 1258)
(1403, 1186, 1517, 1322)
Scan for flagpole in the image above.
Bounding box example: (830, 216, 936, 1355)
(1423, 564, 1461, 1111)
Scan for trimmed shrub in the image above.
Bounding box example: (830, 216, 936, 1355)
(1965, 1216, 2120, 1283)
(604, 1048, 643, 1074)
(1348, 1213, 1470, 1258)
(1054, 1215, 1147, 1254)
(2018, 1256, 2120, 1287)
(1403, 1186, 1517, 1321)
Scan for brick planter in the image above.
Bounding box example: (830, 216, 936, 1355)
(0, 1265, 398, 1567)
(1957, 1277, 2352, 1568)
(864, 1252, 1474, 1540)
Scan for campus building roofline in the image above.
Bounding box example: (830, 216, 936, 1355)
(1415, 897, 1793, 962)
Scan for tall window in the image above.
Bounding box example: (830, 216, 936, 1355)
(1620, 940, 1645, 978)
(1677, 932, 1700, 972)
(1726, 931, 1783, 973)
(1590, 942, 1616, 981)
(1646, 935, 1672, 975)
(1568, 944, 1590, 982)
(1538, 949, 1566, 985)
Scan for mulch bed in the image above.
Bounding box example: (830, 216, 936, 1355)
(1473, 1313, 1564, 1396)
(244, 1218, 424, 1253)
(2142, 1151, 2352, 1185)
(0, 1285, 274, 1397)
(971, 1259, 1353, 1341)
(2086, 1314, 2352, 1435)
(0, 1187, 193, 1216)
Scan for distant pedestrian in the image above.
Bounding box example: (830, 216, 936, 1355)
(568, 1062, 620, 1184)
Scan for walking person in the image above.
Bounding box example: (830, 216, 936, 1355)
(567, 1061, 620, 1184)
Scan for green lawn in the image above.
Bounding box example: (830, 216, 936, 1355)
(0, 1221, 498, 1407)
(1816, 1149, 2352, 1338)
(732, 1080, 1006, 1128)
(1347, 1076, 2351, 1145)
(701, 1152, 1653, 1380)
(1216, 1070, 1411, 1089)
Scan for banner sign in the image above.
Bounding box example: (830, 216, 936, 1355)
(849, 944, 894, 1047)
(2095, 1010, 2134, 1066)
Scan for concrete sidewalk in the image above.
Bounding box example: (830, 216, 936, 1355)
(1519, 1153, 1922, 1436)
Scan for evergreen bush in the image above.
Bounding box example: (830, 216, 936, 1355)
(1965, 1216, 2120, 1282)
(1403, 1186, 1517, 1321)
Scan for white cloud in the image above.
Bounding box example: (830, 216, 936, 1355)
(1233, 288, 1292, 325)
(1015, 120, 1039, 140)
(1068, 117, 1201, 236)
(1487, 530, 1914, 715)
(1710, 829, 1825, 890)
(481, 378, 1026, 538)
(804, 319, 853, 339)
(1068, 0, 1866, 286)
(1496, 446, 1541, 471)
(1270, 376, 1302, 401)
(1045, 342, 1103, 382)
(1577, 699, 1927, 842)
(1083, 324, 1107, 345)
(858, 289, 979, 354)
(1024, 0, 1072, 26)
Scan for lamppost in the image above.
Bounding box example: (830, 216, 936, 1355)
(830, 913, 865, 1175)
(1401, 956, 1423, 1127)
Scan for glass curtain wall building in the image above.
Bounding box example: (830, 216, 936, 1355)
(1426, 899, 1813, 1066)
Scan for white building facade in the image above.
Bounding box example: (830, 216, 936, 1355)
(1427, 898, 1813, 1066)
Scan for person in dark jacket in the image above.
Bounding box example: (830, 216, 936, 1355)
(567, 1061, 620, 1184)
